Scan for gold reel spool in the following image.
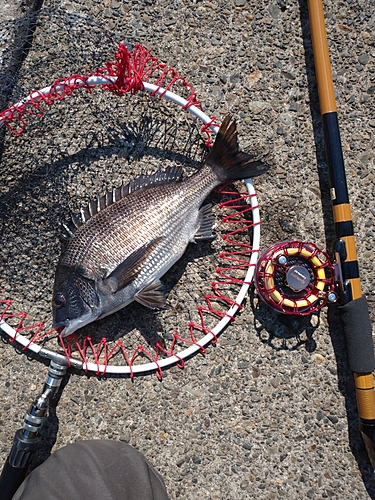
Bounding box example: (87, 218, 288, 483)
(255, 241, 336, 315)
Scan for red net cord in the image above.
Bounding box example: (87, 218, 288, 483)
(0, 43, 217, 144)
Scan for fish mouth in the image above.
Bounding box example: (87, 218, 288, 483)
(53, 311, 97, 338)
(53, 320, 69, 330)
(52, 319, 73, 338)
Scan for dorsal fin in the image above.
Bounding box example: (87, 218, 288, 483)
(63, 166, 183, 237)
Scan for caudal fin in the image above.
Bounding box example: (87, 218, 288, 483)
(205, 115, 269, 183)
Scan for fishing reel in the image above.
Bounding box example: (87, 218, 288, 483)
(254, 241, 337, 315)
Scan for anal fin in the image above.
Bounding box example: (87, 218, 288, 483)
(194, 204, 216, 241)
(135, 280, 168, 310)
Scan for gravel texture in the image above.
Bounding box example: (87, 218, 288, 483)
(0, 1, 375, 499)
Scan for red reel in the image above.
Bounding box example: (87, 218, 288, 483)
(254, 241, 336, 315)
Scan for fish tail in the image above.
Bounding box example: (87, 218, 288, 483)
(205, 115, 269, 183)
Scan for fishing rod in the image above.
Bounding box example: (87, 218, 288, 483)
(307, 0, 375, 467)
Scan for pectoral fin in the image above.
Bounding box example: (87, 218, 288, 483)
(135, 280, 168, 309)
(103, 237, 163, 293)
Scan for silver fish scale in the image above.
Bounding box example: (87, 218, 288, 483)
(61, 164, 219, 282)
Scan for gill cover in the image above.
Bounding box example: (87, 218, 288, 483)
(52, 265, 100, 331)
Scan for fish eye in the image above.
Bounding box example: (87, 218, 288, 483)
(54, 293, 66, 308)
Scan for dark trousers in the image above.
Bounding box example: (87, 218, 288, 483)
(12, 440, 169, 500)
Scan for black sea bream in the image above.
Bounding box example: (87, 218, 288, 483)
(52, 116, 269, 337)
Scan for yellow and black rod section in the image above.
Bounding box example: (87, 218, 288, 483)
(307, 0, 375, 467)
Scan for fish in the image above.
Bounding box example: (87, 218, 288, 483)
(52, 115, 269, 337)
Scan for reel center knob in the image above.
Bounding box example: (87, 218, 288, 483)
(285, 265, 311, 292)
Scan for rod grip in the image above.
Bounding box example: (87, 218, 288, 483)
(339, 296, 375, 373)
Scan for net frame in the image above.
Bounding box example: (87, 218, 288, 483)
(0, 44, 262, 377)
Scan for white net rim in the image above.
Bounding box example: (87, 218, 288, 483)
(0, 78, 261, 374)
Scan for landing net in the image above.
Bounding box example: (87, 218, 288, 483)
(0, 8, 263, 377)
